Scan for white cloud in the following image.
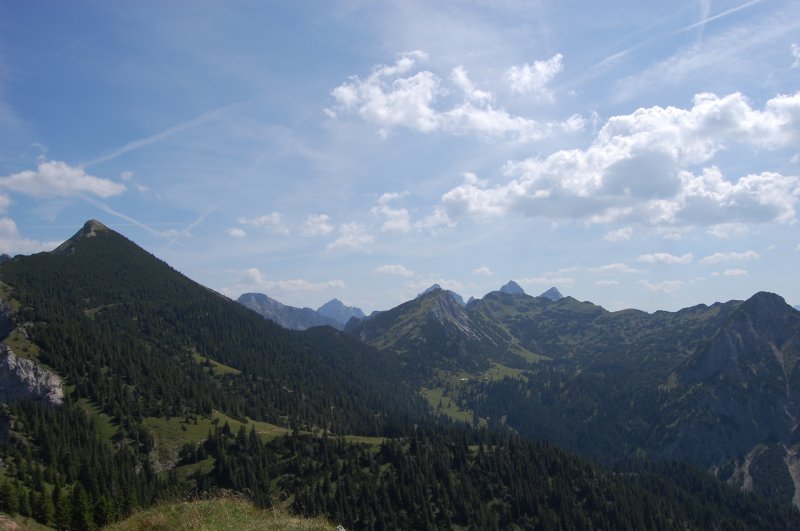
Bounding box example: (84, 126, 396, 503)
(438, 92, 800, 228)
(227, 267, 345, 297)
(302, 214, 334, 237)
(327, 222, 374, 251)
(0, 160, 126, 198)
(0, 217, 61, 254)
(330, 51, 581, 143)
(589, 262, 641, 274)
(0, 194, 11, 212)
(595, 280, 620, 286)
(237, 213, 290, 235)
(723, 268, 748, 276)
(226, 227, 246, 238)
(451, 66, 492, 104)
(637, 252, 693, 264)
(415, 206, 455, 233)
(375, 264, 414, 277)
(700, 250, 759, 264)
(371, 192, 411, 233)
(504, 54, 564, 99)
(519, 276, 575, 286)
(604, 227, 633, 241)
(473, 266, 493, 276)
(639, 280, 684, 293)
(792, 43, 800, 68)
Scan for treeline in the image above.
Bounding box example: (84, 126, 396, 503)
(189, 425, 800, 531)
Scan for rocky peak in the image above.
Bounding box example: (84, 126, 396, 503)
(317, 298, 365, 325)
(539, 287, 564, 301)
(52, 219, 110, 255)
(499, 280, 525, 295)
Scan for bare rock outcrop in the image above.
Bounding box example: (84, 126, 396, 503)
(0, 344, 63, 406)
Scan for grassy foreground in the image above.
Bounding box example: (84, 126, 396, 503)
(104, 494, 337, 531)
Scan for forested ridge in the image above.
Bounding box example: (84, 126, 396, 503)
(1, 221, 799, 530)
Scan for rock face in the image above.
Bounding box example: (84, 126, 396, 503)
(0, 345, 63, 406)
(317, 298, 365, 326)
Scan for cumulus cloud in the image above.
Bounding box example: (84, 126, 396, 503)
(302, 214, 334, 237)
(327, 223, 374, 251)
(639, 280, 684, 293)
(504, 54, 564, 99)
(237, 213, 289, 235)
(375, 264, 414, 277)
(0, 217, 62, 254)
(371, 192, 411, 233)
(473, 266, 493, 276)
(226, 227, 246, 238)
(330, 51, 582, 143)
(0, 160, 125, 198)
(700, 250, 759, 264)
(637, 252, 693, 264)
(437, 92, 800, 228)
(604, 227, 633, 241)
(414, 206, 455, 233)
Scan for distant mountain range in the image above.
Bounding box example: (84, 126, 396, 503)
(237, 293, 365, 330)
(240, 281, 565, 331)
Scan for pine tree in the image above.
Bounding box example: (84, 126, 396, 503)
(70, 483, 94, 531)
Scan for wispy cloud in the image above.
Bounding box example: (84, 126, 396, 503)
(700, 250, 759, 264)
(637, 252, 693, 265)
(82, 101, 251, 168)
(674, 0, 765, 34)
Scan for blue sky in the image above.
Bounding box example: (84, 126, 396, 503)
(1, 0, 798, 313)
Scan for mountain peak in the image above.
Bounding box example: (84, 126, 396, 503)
(418, 284, 443, 297)
(539, 287, 564, 301)
(317, 298, 365, 325)
(52, 219, 111, 255)
(499, 280, 525, 295)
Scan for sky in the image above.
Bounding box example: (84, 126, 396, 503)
(0, 0, 799, 313)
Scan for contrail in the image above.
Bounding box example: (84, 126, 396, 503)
(81, 100, 252, 169)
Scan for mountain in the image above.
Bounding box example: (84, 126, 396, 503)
(1, 220, 798, 529)
(345, 285, 800, 505)
(316, 298, 365, 326)
(499, 280, 525, 295)
(539, 286, 564, 301)
(237, 292, 342, 330)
